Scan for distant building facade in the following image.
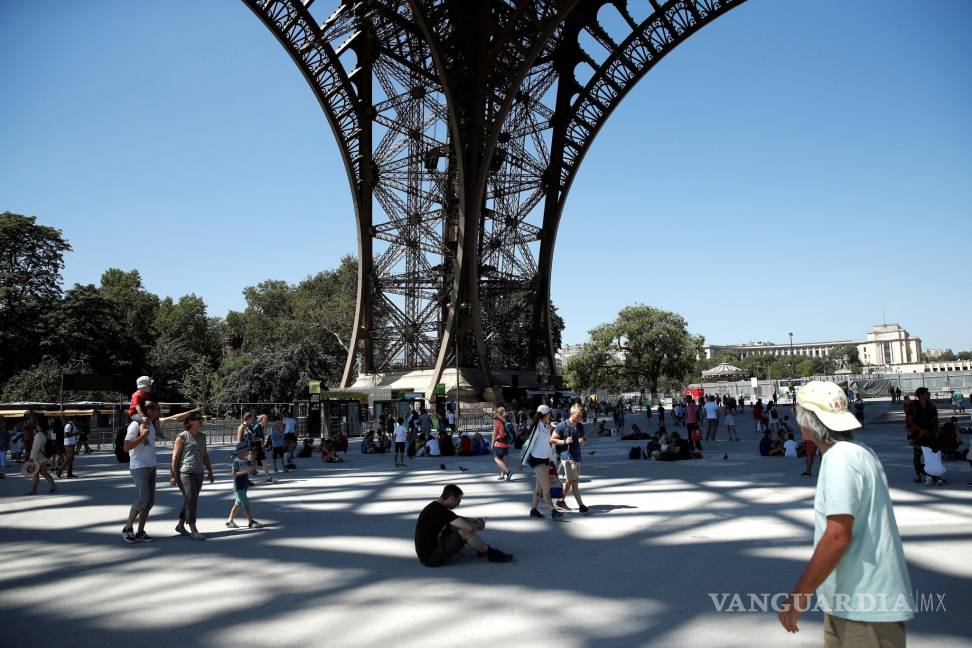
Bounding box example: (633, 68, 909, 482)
(924, 348, 950, 360)
(703, 324, 923, 369)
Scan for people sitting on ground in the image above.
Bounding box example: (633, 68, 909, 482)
(336, 432, 349, 453)
(654, 431, 692, 461)
(424, 434, 441, 457)
(457, 433, 473, 457)
(438, 430, 455, 456)
(759, 429, 773, 457)
(621, 423, 649, 441)
(920, 442, 947, 485)
(414, 484, 513, 566)
(597, 420, 611, 437)
(361, 431, 376, 454)
(472, 431, 489, 456)
(767, 430, 786, 456)
(321, 439, 345, 463)
(783, 433, 799, 458)
(376, 430, 390, 454)
(297, 437, 314, 458)
(939, 417, 964, 460)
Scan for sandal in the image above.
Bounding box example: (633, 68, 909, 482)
(225, 520, 239, 528)
(175, 524, 190, 536)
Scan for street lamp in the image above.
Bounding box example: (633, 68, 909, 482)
(788, 332, 794, 382)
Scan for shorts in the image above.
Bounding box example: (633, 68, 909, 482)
(563, 459, 581, 481)
(395, 441, 406, 453)
(823, 614, 905, 648)
(272, 447, 284, 459)
(130, 467, 157, 511)
(234, 489, 250, 507)
(253, 446, 266, 465)
(493, 445, 509, 458)
(527, 455, 549, 468)
(423, 525, 465, 567)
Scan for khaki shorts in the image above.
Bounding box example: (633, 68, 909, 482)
(823, 614, 906, 648)
(563, 459, 581, 481)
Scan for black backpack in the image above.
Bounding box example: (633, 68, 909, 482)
(628, 446, 643, 460)
(114, 428, 130, 463)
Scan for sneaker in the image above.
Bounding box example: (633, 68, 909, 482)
(529, 508, 544, 519)
(579, 505, 591, 514)
(135, 531, 154, 542)
(486, 547, 514, 563)
(551, 509, 565, 520)
(248, 520, 264, 529)
(505, 471, 513, 481)
(265, 477, 274, 483)
(175, 524, 190, 536)
(190, 532, 206, 541)
(225, 520, 239, 528)
(122, 528, 137, 544)
(496, 474, 506, 480)
(555, 499, 571, 510)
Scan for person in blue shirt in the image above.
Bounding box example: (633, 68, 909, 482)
(778, 381, 912, 646)
(225, 443, 263, 530)
(758, 429, 773, 456)
(551, 404, 590, 514)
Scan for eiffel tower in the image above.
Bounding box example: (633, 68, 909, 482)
(244, 0, 745, 399)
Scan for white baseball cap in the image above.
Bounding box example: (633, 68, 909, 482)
(536, 404, 551, 415)
(136, 376, 154, 389)
(796, 381, 861, 432)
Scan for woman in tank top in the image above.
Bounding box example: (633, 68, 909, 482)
(170, 412, 213, 540)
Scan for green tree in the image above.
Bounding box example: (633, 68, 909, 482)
(939, 349, 957, 361)
(830, 344, 862, 373)
(0, 213, 72, 381)
(216, 340, 340, 403)
(570, 305, 703, 395)
(42, 284, 129, 373)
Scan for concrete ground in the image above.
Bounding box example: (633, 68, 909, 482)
(1, 401, 969, 648)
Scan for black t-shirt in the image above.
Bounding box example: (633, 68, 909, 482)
(414, 501, 458, 565)
(909, 402, 938, 436)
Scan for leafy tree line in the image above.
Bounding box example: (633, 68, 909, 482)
(0, 212, 355, 404)
(563, 305, 704, 396)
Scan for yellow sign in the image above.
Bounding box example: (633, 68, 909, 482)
(308, 380, 321, 394)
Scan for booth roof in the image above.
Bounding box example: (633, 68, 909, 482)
(702, 362, 745, 377)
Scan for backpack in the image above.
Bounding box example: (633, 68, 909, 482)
(114, 428, 130, 463)
(628, 446, 643, 460)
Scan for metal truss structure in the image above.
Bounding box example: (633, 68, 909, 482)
(244, 0, 746, 393)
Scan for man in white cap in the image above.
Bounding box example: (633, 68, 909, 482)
(778, 381, 913, 647)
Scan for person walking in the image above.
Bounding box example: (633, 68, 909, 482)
(685, 395, 702, 450)
(269, 419, 286, 472)
(725, 404, 739, 441)
(491, 406, 513, 480)
(56, 418, 79, 478)
(779, 381, 913, 646)
(393, 416, 408, 467)
(170, 412, 214, 541)
(122, 402, 159, 543)
(24, 425, 57, 494)
(906, 387, 938, 483)
(226, 443, 263, 529)
(520, 405, 562, 520)
(552, 403, 590, 514)
(703, 396, 720, 442)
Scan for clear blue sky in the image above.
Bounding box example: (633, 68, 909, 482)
(2, 1, 970, 351)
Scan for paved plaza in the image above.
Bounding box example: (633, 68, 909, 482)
(1, 402, 969, 648)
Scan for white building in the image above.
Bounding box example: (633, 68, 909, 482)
(704, 324, 923, 368)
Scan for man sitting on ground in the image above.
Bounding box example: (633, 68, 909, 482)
(414, 484, 513, 566)
(621, 423, 649, 440)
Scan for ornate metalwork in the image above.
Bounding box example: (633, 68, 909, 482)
(243, 0, 746, 393)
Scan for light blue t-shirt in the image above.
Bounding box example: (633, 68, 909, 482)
(814, 441, 914, 622)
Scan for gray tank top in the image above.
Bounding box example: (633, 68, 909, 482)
(178, 430, 206, 474)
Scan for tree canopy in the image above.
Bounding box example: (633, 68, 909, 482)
(565, 305, 703, 395)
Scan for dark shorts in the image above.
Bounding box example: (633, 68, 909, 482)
(423, 526, 465, 567)
(253, 445, 266, 464)
(493, 445, 509, 458)
(527, 455, 549, 468)
(272, 447, 284, 459)
(395, 442, 406, 453)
